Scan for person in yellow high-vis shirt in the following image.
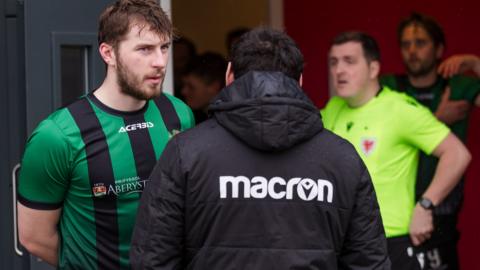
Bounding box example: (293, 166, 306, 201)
(321, 31, 471, 270)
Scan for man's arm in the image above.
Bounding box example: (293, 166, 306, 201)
(434, 87, 470, 125)
(130, 140, 185, 270)
(438, 54, 480, 78)
(17, 118, 71, 266)
(409, 133, 471, 246)
(18, 203, 61, 266)
(339, 164, 391, 269)
(437, 54, 480, 108)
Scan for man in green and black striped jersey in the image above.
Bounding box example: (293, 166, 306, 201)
(17, 1, 194, 269)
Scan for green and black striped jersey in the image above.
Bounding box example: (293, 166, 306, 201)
(18, 92, 194, 269)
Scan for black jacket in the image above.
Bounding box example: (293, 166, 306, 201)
(130, 72, 390, 270)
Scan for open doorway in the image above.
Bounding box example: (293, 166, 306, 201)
(169, 0, 283, 102)
(171, 0, 283, 57)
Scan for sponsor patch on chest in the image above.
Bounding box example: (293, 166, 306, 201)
(360, 137, 377, 156)
(118, 122, 154, 133)
(91, 176, 149, 197)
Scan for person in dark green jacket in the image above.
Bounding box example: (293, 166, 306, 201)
(380, 12, 480, 270)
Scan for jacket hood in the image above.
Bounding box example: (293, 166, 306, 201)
(209, 71, 323, 152)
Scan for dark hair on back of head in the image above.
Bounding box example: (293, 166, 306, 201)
(229, 27, 304, 81)
(226, 27, 251, 52)
(185, 52, 227, 88)
(98, 0, 173, 48)
(332, 31, 381, 62)
(397, 12, 445, 48)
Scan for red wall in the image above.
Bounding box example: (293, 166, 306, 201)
(284, 0, 480, 268)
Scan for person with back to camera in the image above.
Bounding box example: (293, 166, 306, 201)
(130, 27, 391, 270)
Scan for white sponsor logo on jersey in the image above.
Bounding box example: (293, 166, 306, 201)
(118, 122, 154, 133)
(219, 176, 333, 202)
(92, 176, 149, 197)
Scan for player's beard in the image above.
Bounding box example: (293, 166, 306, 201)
(116, 55, 164, 100)
(405, 55, 437, 78)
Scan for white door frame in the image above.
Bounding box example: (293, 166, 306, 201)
(269, 0, 284, 30)
(159, 0, 174, 95)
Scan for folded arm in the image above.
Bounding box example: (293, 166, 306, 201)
(438, 54, 480, 78)
(409, 133, 471, 245)
(18, 203, 61, 266)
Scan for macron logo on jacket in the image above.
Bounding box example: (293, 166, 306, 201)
(219, 176, 333, 202)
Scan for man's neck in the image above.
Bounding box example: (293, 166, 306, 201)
(407, 69, 437, 88)
(93, 73, 147, 112)
(346, 80, 380, 108)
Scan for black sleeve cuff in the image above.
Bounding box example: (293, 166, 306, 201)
(17, 194, 63, 210)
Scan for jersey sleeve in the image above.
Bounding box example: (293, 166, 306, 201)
(451, 75, 480, 104)
(399, 95, 450, 155)
(18, 119, 72, 209)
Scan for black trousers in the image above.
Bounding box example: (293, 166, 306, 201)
(388, 215, 459, 270)
(417, 214, 459, 270)
(387, 235, 422, 270)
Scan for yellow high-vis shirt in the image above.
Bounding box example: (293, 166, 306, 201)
(321, 86, 449, 237)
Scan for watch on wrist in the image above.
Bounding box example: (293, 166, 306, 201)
(418, 197, 435, 210)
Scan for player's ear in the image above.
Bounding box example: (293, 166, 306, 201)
(225, 62, 235, 86)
